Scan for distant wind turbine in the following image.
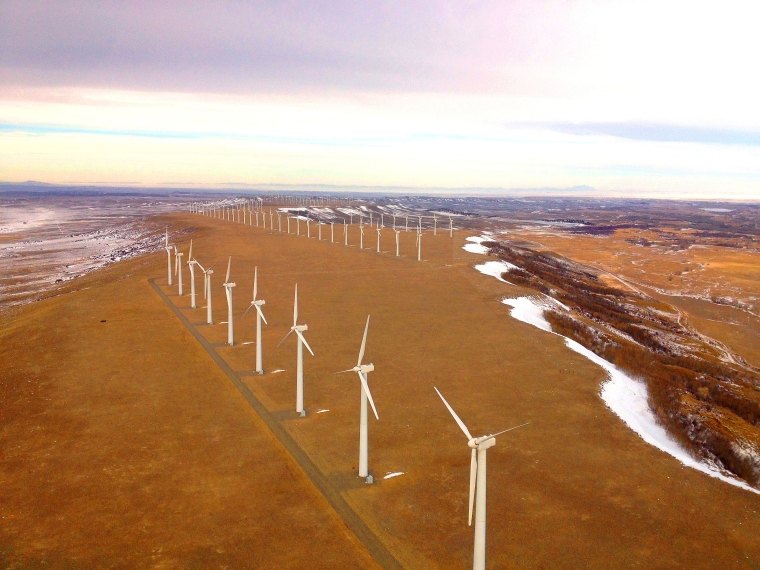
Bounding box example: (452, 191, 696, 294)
(222, 257, 235, 345)
(164, 228, 173, 286)
(243, 266, 267, 374)
(278, 284, 314, 416)
(175, 246, 184, 296)
(187, 240, 198, 308)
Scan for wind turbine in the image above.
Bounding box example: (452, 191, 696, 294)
(164, 228, 173, 286)
(198, 261, 214, 324)
(434, 387, 528, 570)
(222, 257, 235, 346)
(175, 246, 184, 295)
(449, 216, 454, 237)
(344, 219, 349, 246)
(416, 231, 422, 261)
(359, 223, 365, 250)
(187, 240, 198, 309)
(395, 229, 401, 257)
(278, 284, 314, 416)
(243, 266, 267, 374)
(338, 316, 379, 482)
(376, 227, 382, 253)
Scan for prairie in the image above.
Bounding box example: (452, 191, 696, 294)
(1, 208, 758, 568)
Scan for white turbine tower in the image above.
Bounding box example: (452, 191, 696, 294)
(434, 387, 528, 570)
(359, 223, 365, 250)
(164, 228, 173, 286)
(201, 263, 214, 324)
(187, 240, 198, 309)
(415, 231, 422, 261)
(175, 246, 184, 295)
(243, 266, 268, 375)
(338, 316, 379, 482)
(279, 284, 314, 416)
(376, 227, 382, 253)
(395, 229, 401, 257)
(222, 257, 235, 345)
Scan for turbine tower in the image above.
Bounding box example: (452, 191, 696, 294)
(339, 316, 379, 482)
(434, 387, 528, 570)
(395, 229, 401, 257)
(222, 257, 235, 345)
(415, 231, 422, 261)
(202, 264, 214, 324)
(376, 227, 382, 253)
(175, 246, 184, 295)
(279, 284, 314, 416)
(243, 266, 268, 375)
(164, 228, 173, 286)
(187, 240, 198, 309)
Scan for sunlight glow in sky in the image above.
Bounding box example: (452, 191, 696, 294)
(1, 1, 759, 198)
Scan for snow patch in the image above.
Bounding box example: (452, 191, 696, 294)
(501, 295, 759, 495)
(475, 261, 517, 284)
(463, 243, 489, 254)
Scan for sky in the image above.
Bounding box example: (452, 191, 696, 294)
(1, 1, 759, 199)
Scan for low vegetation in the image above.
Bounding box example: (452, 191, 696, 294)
(486, 241, 760, 487)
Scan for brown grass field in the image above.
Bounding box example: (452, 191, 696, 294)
(2, 210, 759, 568)
(505, 226, 760, 369)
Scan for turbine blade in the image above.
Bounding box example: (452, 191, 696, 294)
(225, 256, 231, 283)
(335, 368, 355, 374)
(357, 315, 370, 366)
(164, 227, 168, 247)
(490, 422, 530, 439)
(358, 371, 379, 420)
(255, 304, 268, 325)
(296, 329, 315, 356)
(242, 303, 254, 318)
(277, 329, 294, 347)
(469, 449, 477, 526)
(433, 387, 473, 441)
(188, 239, 193, 261)
(253, 266, 258, 301)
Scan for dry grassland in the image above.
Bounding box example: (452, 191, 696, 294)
(507, 227, 760, 368)
(2, 211, 759, 568)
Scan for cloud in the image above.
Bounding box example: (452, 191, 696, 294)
(0, 1, 536, 94)
(529, 122, 760, 147)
